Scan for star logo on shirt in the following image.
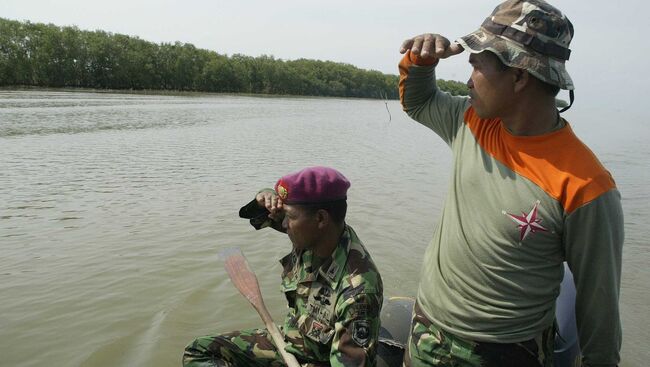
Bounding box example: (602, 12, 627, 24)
(503, 200, 548, 241)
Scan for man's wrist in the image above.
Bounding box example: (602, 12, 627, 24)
(407, 50, 439, 66)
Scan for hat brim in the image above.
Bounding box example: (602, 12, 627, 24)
(457, 28, 574, 90)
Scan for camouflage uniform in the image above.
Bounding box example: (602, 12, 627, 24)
(403, 303, 556, 367)
(183, 197, 383, 367)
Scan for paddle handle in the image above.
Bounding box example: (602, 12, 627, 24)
(222, 249, 301, 367)
(258, 306, 301, 367)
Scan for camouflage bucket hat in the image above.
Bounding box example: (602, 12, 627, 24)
(456, 0, 574, 91)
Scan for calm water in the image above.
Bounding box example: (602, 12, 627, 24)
(1, 90, 647, 367)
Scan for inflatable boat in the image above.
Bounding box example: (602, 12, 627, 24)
(377, 263, 580, 367)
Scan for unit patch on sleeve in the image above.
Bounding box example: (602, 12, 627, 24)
(351, 320, 370, 347)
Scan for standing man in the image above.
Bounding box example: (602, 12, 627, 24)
(398, 1, 623, 366)
(183, 166, 383, 367)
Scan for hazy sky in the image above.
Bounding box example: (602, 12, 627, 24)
(1, 0, 646, 122)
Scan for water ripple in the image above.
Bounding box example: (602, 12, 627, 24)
(0, 90, 647, 367)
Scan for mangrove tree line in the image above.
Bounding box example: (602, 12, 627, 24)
(0, 18, 469, 98)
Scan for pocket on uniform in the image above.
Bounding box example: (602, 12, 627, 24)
(298, 314, 335, 345)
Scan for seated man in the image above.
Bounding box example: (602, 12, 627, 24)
(183, 166, 383, 367)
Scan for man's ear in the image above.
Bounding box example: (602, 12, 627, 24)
(513, 68, 530, 93)
(316, 209, 330, 229)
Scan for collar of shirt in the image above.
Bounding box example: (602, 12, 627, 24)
(280, 225, 351, 291)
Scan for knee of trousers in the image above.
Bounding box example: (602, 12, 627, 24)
(183, 335, 229, 359)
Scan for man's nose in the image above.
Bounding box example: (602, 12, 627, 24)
(282, 216, 288, 230)
(467, 78, 474, 89)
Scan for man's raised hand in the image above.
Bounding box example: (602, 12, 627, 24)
(400, 33, 464, 59)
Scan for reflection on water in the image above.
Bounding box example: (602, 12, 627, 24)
(0, 90, 647, 367)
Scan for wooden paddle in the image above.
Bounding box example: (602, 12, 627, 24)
(221, 248, 301, 367)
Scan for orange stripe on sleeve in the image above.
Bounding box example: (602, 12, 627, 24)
(463, 107, 616, 214)
(398, 51, 438, 109)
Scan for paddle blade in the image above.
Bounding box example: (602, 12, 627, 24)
(221, 247, 264, 308)
(219, 248, 302, 367)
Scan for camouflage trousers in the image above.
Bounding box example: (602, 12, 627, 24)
(403, 303, 555, 367)
(182, 328, 328, 367)
(183, 328, 286, 367)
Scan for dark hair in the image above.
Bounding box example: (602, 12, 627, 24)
(301, 200, 347, 225)
(538, 79, 561, 96)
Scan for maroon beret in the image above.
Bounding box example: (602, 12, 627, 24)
(274, 166, 350, 205)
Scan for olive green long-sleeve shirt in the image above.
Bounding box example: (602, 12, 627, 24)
(399, 51, 623, 366)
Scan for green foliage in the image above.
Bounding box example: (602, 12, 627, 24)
(436, 79, 469, 96)
(0, 18, 465, 99)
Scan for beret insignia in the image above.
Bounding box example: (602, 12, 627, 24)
(277, 184, 288, 200)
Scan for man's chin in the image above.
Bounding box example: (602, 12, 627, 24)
(291, 241, 306, 250)
(473, 107, 496, 119)
(292, 241, 316, 252)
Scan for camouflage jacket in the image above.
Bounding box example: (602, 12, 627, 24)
(280, 225, 383, 366)
(239, 199, 383, 366)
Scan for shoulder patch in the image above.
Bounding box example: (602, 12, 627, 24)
(351, 320, 371, 347)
